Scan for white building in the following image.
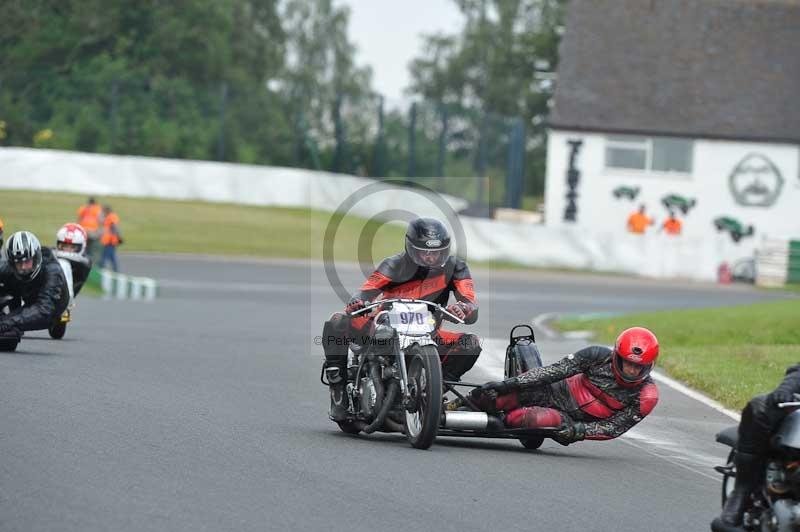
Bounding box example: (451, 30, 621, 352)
(544, 0, 800, 281)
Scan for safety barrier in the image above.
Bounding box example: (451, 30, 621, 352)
(98, 270, 158, 301)
(756, 239, 800, 287)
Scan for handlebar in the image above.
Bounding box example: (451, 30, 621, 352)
(348, 297, 466, 325)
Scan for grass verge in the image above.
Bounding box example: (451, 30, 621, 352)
(555, 300, 800, 410)
(0, 189, 405, 262)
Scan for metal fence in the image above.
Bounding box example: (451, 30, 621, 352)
(1, 75, 532, 212)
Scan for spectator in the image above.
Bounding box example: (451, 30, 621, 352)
(77, 197, 103, 259)
(627, 204, 654, 234)
(660, 211, 682, 236)
(98, 205, 122, 272)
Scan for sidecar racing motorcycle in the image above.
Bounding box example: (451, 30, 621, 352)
(322, 298, 559, 450)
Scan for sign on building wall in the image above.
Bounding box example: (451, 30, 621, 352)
(729, 153, 784, 207)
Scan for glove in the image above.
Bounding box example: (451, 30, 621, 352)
(471, 378, 517, 400)
(344, 297, 366, 315)
(770, 388, 796, 406)
(552, 419, 586, 446)
(446, 302, 469, 321)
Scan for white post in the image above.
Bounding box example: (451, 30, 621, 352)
(142, 279, 157, 301)
(115, 273, 128, 299)
(101, 270, 113, 300)
(130, 278, 143, 300)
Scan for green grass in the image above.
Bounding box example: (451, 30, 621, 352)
(0, 189, 405, 262)
(555, 300, 800, 410)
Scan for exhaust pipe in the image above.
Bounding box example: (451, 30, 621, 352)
(444, 411, 489, 430)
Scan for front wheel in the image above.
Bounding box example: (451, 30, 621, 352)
(403, 344, 442, 450)
(721, 449, 736, 507)
(0, 338, 19, 352)
(49, 321, 67, 340)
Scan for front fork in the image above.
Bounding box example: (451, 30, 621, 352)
(395, 343, 409, 401)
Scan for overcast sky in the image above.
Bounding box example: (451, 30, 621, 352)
(334, 0, 464, 105)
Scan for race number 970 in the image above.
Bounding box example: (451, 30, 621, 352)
(399, 312, 425, 325)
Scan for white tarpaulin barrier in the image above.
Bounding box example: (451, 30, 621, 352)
(458, 217, 748, 281)
(0, 147, 467, 221)
(0, 147, 748, 282)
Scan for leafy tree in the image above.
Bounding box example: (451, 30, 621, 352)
(280, 0, 377, 173)
(407, 0, 565, 197)
(0, 0, 289, 162)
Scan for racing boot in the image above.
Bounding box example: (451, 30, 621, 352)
(325, 365, 349, 422)
(711, 451, 764, 531)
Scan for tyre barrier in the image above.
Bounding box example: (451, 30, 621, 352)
(756, 239, 800, 287)
(97, 269, 158, 301)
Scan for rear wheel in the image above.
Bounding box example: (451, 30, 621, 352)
(519, 436, 545, 450)
(49, 321, 67, 340)
(337, 421, 361, 434)
(403, 344, 442, 449)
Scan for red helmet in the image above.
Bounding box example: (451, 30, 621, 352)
(55, 223, 88, 259)
(611, 327, 659, 387)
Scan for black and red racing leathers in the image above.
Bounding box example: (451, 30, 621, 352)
(489, 345, 659, 439)
(324, 252, 481, 381)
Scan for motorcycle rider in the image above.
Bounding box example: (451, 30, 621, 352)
(55, 223, 92, 298)
(321, 217, 481, 421)
(711, 365, 800, 532)
(468, 327, 659, 445)
(0, 231, 70, 336)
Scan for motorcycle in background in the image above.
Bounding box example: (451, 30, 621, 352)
(714, 397, 800, 531)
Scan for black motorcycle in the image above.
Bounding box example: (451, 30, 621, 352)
(714, 399, 800, 531)
(324, 298, 465, 449)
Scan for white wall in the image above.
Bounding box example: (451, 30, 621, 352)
(0, 147, 467, 222)
(545, 130, 800, 279)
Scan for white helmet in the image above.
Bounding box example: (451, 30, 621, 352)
(55, 223, 88, 261)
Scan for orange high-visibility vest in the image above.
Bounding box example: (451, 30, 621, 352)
(78, 204, 102, 232)
(663, 218, 682, 235)
(627, 212, 652, 234)
(101, 212, 121, 246)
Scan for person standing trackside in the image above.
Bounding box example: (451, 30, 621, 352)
(98, 205, 122, 272)
(627, 204, 654, 234)
(661, 211, 682, 236)
(77, 197, 103, 258)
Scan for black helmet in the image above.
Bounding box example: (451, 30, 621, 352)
(405, 218, 451, 268)
(5, 231, 43, 282)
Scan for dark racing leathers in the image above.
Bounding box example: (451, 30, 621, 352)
(483, 345, 658, 439)
(711, 365, 800, 531)
(323, 252, 481, 381)
(0, 248, 70, 334)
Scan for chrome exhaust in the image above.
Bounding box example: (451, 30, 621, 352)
(444, 411, 490, 430)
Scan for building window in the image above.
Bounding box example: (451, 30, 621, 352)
(606, 136, 693, 174)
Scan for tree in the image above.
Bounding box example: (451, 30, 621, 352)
(280, 0, 376, 173)
(407, 0, 565, 197)
(0, 0, 289, 163)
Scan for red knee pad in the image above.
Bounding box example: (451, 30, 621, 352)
(505, 406, 563, 429)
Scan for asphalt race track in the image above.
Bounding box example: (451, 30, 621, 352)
(0, 255, 792, 532)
